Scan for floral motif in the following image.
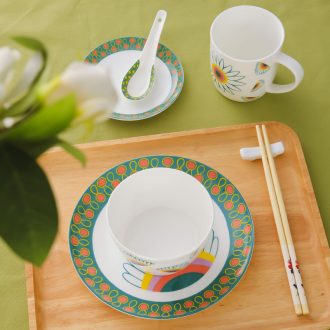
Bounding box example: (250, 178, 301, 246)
(211, 55, 245, 95)
(251, 79, 265, 92)
(255, 62, 270, 75)
(241, 96, 260, 102)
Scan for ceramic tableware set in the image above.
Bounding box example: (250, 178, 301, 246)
(70, 5, 303, 319)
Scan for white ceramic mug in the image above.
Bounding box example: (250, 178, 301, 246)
(210, 5, 304, 102)
(106, 167, 214, 275)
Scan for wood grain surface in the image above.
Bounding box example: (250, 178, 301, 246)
(26, 122, 330, 329)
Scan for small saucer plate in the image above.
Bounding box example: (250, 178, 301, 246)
(69, 156, 254, 319)
(84, 37, 184, 121)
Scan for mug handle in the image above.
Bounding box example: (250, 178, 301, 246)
(265, 52, 304, 93)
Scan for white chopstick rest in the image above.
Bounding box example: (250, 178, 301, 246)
(240, 141, 284, 161)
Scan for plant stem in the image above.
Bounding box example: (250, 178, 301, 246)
(37, 76, 61, 101)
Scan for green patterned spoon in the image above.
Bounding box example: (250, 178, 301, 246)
(121, 10, 167, 100)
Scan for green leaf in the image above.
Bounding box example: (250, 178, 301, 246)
(0, 143, 58, 265)
(57, 139, 86, 166)
(13, 137, 86, 166)
(14, 137, 58, 158)
(12, 36, 46, 56)
(8, 135, 86, 168)
(5, 95, 76, 142)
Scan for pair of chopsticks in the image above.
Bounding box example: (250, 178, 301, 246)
(256, 125, 309, 316)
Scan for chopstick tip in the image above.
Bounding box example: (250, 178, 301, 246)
(294, 304, 303, 316)
(302, 304, 310, 315)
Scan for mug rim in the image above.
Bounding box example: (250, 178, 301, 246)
(106, 167, 214, 264)
(210, 5, 285, 63)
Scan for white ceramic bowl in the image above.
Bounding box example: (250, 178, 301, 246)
(106, 167, 214, 275)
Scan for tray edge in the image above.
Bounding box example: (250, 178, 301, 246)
(25, 263, 37, 330)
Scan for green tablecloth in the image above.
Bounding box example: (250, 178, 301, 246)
(1, 1, 329, 329)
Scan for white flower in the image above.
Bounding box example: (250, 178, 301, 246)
(46, 62, 117, 122)
(2, 117, 15, 128)
(4, 52, 43, 107)
(0, 46, 43, 108)
(0, 47, 21, 101)
(1, 54, 116, 132)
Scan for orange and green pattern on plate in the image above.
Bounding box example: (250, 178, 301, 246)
(69, 156, 254, 319)
(85, 37, 184, 121)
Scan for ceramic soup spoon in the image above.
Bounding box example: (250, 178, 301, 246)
(121, 10, 167, 100)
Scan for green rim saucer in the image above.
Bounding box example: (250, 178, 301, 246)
(69, 155, 254, 319)
(85, 37, 184, 121)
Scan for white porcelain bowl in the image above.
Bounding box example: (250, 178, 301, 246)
(106, 167, 214, 275)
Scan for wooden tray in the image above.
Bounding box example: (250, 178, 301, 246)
(26, 122, 330, 329)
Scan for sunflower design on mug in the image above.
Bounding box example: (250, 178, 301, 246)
(211, 55, 245, 95)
